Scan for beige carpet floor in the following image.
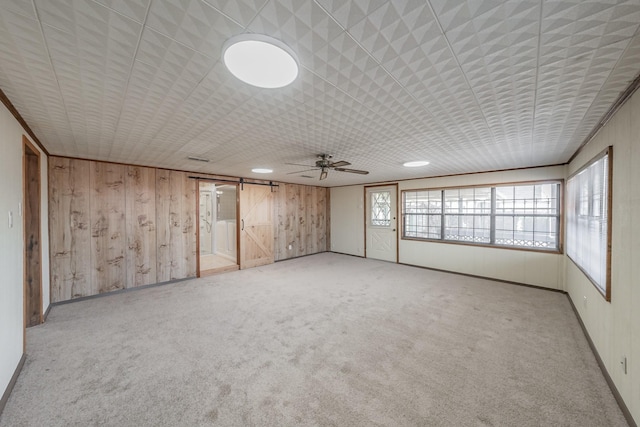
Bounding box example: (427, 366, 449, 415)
(0, 253, 628, 426)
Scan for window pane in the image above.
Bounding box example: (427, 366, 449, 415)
(495, 186, 514, 214)
(494, 182, 559, 249)
(444, 214, 490, 243)
(371, 191, 391, 226)
(514, 185, 534, 214)
(534, 184, 558, 215)
(566, 151, 610, 296)
(402, 190, 442, 238)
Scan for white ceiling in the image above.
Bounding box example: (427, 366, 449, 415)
(1, 0, 639, 186)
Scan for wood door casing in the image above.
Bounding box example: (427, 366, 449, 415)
(240, 184, 274, 269)
(24, 138, 41, 327)
(365, 185, 398, 262)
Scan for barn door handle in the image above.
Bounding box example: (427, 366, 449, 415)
(241, 219, 244, 230)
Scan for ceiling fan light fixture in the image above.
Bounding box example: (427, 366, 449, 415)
(403, 160, 430, 167)
(222, 34, 299, 89)
(319, 168, 328, 180)
(251, 168, 273, 173)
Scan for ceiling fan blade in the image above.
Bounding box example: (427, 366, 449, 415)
(334, 168, 369, 175)
(285, 162, 315, 167)
(330, 160, 351, 167)
(287, 168, 318, 175)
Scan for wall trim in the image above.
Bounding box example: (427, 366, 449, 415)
(51, 155, 323, 189)
(51, 277, 194, 306)
(330, 163, 566, 189)
(0, 89, 49, 156)
(43, 304, 52, 321)
(274, 251, 330, 263)
(397, 261, 565, 294)
(568, 71, 640, 164)
(0, 353, 26, 417)
(565, 294, 636, 427)
(328, 251, 365, 259)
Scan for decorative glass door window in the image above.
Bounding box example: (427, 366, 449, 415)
(370, 190, 391, 226)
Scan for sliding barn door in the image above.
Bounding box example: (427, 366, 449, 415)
(240, 184, 274, 269)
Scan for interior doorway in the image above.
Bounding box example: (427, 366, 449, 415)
(197, 181, 239, 276)
(365, 184, 398, 262)
(23, 136, 42, 328)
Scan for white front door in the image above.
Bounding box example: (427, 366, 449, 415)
(365, 185, 397, 262)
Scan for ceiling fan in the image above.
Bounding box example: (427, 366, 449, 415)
(286, 154, 369, 180)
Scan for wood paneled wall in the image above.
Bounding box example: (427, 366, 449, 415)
(49, 157, 196, 302)
(49, 157, 91, 301)
(274, 183, 328, 261)
(125, 166, 157, 287)
(156, 169, 196, 282)
(90, 161, 126, 295)
(50, 157, 329, 301)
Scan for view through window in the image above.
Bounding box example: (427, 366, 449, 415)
(403, 181, 561, 251)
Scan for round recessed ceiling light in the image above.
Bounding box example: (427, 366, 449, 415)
(222, 34, 299, 89)
(403, 161, 430, 167)
(252, 168, 273, 174)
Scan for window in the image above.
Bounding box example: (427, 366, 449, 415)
(494, 183, 559, 249)
(403, 190, 442, 239)
(370, 190, 391, 226)
(444, 187, 491, 243)
(566, 148, 612, 300)
(402, 181, 561, 252)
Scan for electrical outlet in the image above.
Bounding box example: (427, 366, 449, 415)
(8, 211, 12, 228)
(621, 356, 627, 374)
(288, 244, 292, 250)
(583, 296, 587, 308)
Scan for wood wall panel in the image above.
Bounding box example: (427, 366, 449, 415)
(182, 172, 197, 278)
(49, 157, 91, 302)
(90, 162, 126, 294)
(314, 186, 327, 253)
(326, 188, 331, 251)
(156, 169, 171, 282)
(156, 170, 196, 282)
(125, 166, 157, 287)
(49, 157, 327, 301)
(274, 183, 328, 261)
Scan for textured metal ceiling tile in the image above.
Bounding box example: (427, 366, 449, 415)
(0, 0, 638, 185)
